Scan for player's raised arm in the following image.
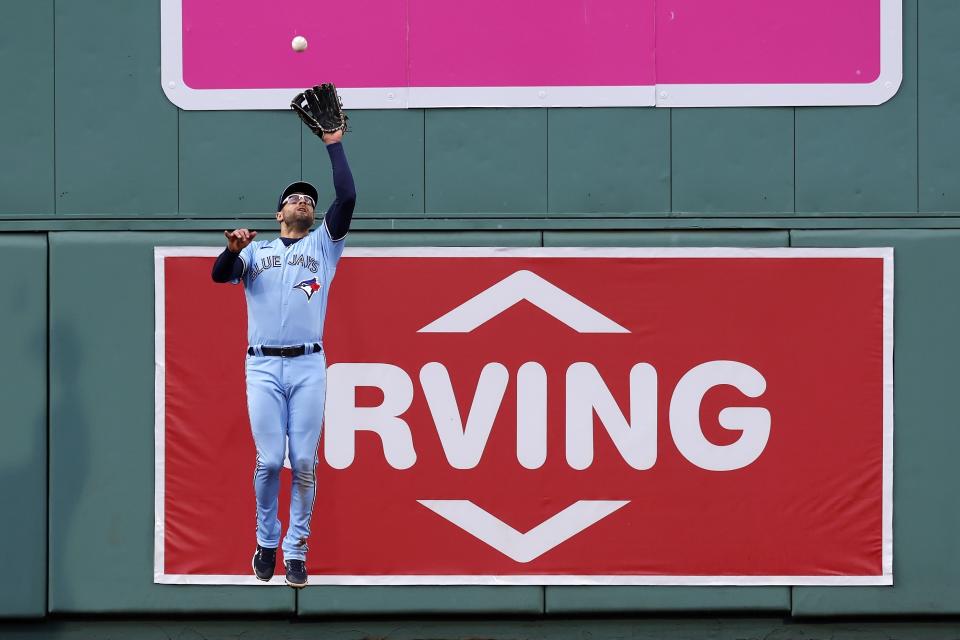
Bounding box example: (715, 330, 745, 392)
(320, 138, 356, 241)
(291, 84, 356, 241)
(211, 229, 257, 283)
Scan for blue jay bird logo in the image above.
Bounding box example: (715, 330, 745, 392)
(294, 277, 322, 301)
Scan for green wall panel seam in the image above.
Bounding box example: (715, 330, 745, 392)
(12, 213, 960, 222)
(422, 109, 427, 213)
(14, 217, 960, 233)
(45, 231, 50, 616)
(176, 110, 180, 213)
(46, 230, 52, 611)
(52, 0, 57, 216)
(178, 108, 182, 213)
(916, 0, 921, 214)
(423, 109, 426, 213)
(546, 108, 551, 213)
(793, 107, 797, 214)
(669, 109, 674, 213)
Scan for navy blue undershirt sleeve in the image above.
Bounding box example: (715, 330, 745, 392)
(211, 248, 244, 283)
(322, 142, 356, 241)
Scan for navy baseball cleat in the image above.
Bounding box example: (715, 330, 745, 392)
(252, 545, 277, 581)
(285, 559, 308, 588)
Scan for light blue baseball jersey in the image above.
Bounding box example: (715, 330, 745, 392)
(234, 222, 345, 347)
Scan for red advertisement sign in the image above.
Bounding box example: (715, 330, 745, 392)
(155, 248, 892, 585)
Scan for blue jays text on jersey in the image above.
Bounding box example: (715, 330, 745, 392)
(234, 223, 345, 348)
(248, 252, 321, 283)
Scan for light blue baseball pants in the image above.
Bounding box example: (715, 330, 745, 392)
(245, 350, 327, 561)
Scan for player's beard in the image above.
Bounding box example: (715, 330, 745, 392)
(284, 208, 315, 233)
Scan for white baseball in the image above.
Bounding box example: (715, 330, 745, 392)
(291, 36, 308, 52)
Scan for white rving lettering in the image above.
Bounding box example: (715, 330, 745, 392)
(669, 360, 771, 471)
(420, 362, 509, 469)
(324, 361, 770, 472)
(325, 363, 418, 469)
(516, 362, 547, 469)
(566, 362, 658, 471)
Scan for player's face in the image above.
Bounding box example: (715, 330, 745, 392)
(277, 193, 316, 230)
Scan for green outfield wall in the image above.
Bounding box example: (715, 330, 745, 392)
(2, 0, 960, 637)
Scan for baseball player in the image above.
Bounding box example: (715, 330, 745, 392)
(211, 85, 355, 588)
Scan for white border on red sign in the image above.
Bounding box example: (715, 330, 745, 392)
(160, 1, 901, 109)
(154, 246, 893, 586)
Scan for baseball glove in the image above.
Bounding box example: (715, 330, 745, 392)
(291, 83, 349, 137)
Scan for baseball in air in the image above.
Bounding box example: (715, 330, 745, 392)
(292, 36, 308, 52)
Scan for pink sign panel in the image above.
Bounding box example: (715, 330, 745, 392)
(406, 0, 656, 87)
(161, 0, 902, 109)
(179, 0, 408, 90)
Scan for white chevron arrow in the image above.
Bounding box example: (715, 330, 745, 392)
(418, 499, 629, 563)
(417, 270, 629, 334)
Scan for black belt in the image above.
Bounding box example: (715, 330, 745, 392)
(248, 344, 321, 358)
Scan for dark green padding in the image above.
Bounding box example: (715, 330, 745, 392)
(671, 108, 795, 215)
(303, 110, 426, 215)
(5, 618, 960, 640)
(792, 230, 960, 615)
(298, 586, 543, 617)
(425, 109, 548, 214)
(54, 0, 178, 216)
(0, 1, 53, 216)
(547, 108, 670, 214)
(542, 230, 789, 613)
(546, 586, 789, 615)
(794, 1, 918, 214)
(0, 235, 47, 617)
(178, 111, 301, 217)
(298, 230, 543, 615)
(48, 232, 293, 613)
(918, 0, 960, 213)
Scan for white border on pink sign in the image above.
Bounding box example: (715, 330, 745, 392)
(154, 246, 893, 586)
